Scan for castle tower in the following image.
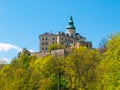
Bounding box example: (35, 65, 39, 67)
(66, 16, 76, 38)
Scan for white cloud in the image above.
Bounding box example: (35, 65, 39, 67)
(0, 58, 10, 64)
(0, 42, 22, 52)
(29, 49, 34, 52)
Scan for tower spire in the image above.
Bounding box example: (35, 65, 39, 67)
(67, 16, 76, 29)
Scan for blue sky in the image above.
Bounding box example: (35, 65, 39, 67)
(0, 0, 120, 63)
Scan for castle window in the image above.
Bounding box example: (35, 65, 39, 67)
(45, 47, 48, 50)
(61, 38, 63, 40)
(53, 37, 55, 40)
(42, 42, 44, 45)
(42, 37, 44, 40)
(46, 37, 48, 40)
(42, 47, 44, 50)
(61, 42, 63, 44)
(45, 42, 48, 45)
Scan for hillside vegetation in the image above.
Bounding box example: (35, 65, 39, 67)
(0, 33, 120, 90)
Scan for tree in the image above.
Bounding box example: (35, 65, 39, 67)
(0, 48, 36, 90)
(48, 43, 64, 51)
(98, 38, 108, 53)
(18, 48, 30, 58)
(34, 55, 66, 90)
(64, 46, 100, 90)
(97, 33, 120, 90)
(34, 56, 57, 90)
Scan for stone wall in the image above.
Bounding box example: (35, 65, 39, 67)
(51, 49, 64, 57)
(31, 49, 65, 58)
(31, 51, 50, 58)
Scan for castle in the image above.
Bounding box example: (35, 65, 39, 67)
(39, 16, 92, 52)
(31, 16, 92, 57)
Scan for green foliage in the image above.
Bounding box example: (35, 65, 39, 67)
(1, 33, 120, 90)
(18, 48, 30, 57)
(34, 55, 65, 90)
(0, 47, 101, 90)
(64, 46, 101, 90)
(0, 48, 37, 90)
(48, 43, 64, 51)
(98, 38, 107, 53)
(97, 33, 120, 90)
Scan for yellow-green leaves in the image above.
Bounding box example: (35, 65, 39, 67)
(97, 33, 120, 90)
(65, 46, 100, 90)
(48, 43, 64, 51)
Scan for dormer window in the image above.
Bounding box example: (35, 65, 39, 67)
(58, 31, 61, 35)
(45, 33, 47, 35)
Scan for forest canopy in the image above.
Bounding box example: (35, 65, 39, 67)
(0, 33, 120, 90)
